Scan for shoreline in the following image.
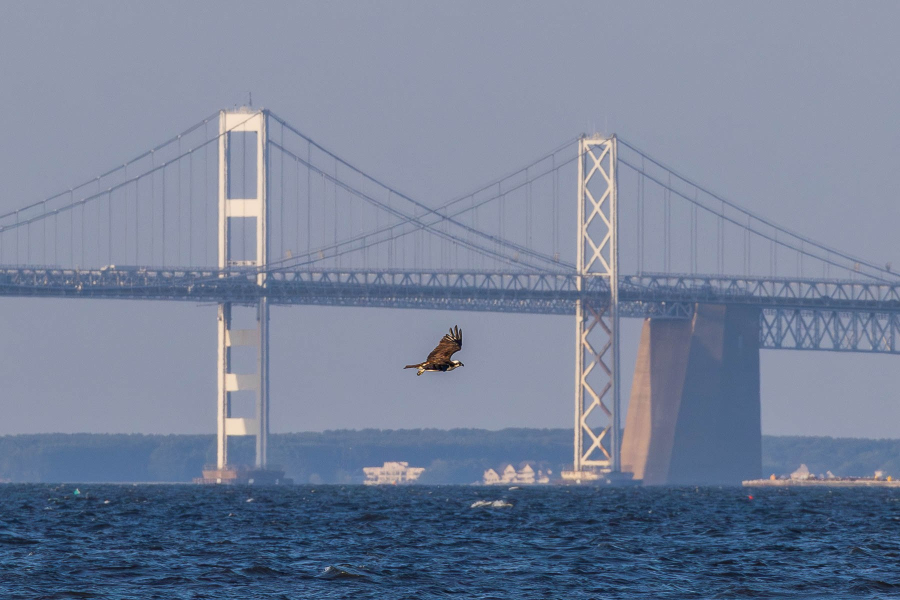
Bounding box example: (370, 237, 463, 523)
(743, 479, 900, 487)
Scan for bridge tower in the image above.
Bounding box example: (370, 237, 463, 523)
(563, 134, 625, 482)
(201, 107, 278, 484)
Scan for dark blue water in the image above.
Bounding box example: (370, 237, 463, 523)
(1, 484, 899, 599)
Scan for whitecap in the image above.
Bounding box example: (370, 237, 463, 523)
(471, 499, 513, 508)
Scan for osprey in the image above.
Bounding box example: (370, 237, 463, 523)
(404, 326, 464, 376)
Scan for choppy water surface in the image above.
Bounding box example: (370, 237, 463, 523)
(1, 484, 899, 599)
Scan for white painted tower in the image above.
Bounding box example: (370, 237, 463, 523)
(563, 134, 623, 482)
(215, 108, 270, 472)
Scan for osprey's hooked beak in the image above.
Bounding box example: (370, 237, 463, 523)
(460, 362, 465, 367)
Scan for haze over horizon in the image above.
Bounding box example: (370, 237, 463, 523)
(2, 1, 899, 439)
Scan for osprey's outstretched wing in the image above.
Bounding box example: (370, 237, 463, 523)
(426, 326, 463, 365)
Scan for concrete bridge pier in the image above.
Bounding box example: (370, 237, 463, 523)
(621, 304, 762, 485)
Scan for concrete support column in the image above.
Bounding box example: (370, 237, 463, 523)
(621, 304, 761, 485)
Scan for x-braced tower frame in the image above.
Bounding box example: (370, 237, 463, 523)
(216, 109, 270, 471)
(572, 135, 621, 475)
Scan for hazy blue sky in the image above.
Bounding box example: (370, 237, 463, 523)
(1, 1, 899, 438)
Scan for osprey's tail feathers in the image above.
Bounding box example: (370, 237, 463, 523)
(404, 363, 424, 369)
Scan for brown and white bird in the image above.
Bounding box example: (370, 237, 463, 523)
(404, 326, 464, 376)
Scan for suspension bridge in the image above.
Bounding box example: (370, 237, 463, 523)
(3, 107, 898, 484)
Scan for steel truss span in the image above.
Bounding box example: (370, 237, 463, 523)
(761, 308, 900, 354)
(623, 274, 900, 310)
(3, 265, 900, 318)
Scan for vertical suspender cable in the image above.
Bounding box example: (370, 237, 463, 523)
(70, 190, 75, 268)
(204, 141, 209, 267)
(769, 229, 778, 277)
(692, 190, 698, 274)
(135, 177, 140, 265)
(471, 192, 476, 270)
(307, 142, 311, 261)
(189, 151, 193, 266)
(280, 124, 284, 262)
(637, 166, 643, 273)
(162, 167, 167, 267)
(295, 148, 300, 262)
(96, 180, 101, 265)
(663, 173, 672, 273)
(347, 166, 353, 267)
(454, 208, 459, 270)
(81, 203, 85, 267)
(321, 172, 326, 262)
(552, 154, 558, 262)
(388, 191, 393, 267)
(108, 190, 112, 264)
(124, 167, 128, 266)
(177, 137, 182, 265)
(745, 214, 751, 275)
(333, 159, 339, 268)
(150, 152, 155, 264)
(525, 167, 531, 250)
(498, 182, 504, 257)
(718, 200, 724, 274)
(375, 185, 381, 268)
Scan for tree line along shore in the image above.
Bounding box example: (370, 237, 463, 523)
(1, 429, 898, 485)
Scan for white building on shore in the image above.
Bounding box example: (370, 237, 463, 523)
(483, 463, 551, 485)
(363, 461, 425, 485)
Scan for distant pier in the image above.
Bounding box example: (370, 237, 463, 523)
(743, 478, 900, 488)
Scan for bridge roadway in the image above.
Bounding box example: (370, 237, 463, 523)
(4, 265, 900, 353)
(1, 265, 899, 313)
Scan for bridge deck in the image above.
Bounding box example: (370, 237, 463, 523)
(6, 266, 899, 354)
(2, 266, 900, 314)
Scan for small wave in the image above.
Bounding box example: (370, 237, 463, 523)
(242, 564, 287, 576)
(138, 575, 196, 586)
(319, 564, 371, 580)
(0, 530, 39, 545)
(851, 579, 900, 594)
(39, 591, 95, 599)
(470, 500, 514, 508)
(356, 512, 389, 522)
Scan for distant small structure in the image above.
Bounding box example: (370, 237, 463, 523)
(195, 466, 289, 485)
(745, 465, 897, 487)
(363, 461, 425, 485)
(790, 464, 812, 480)
(483, 463, 551, 485)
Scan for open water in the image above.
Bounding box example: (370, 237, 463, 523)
(1, 484, 899, 599)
